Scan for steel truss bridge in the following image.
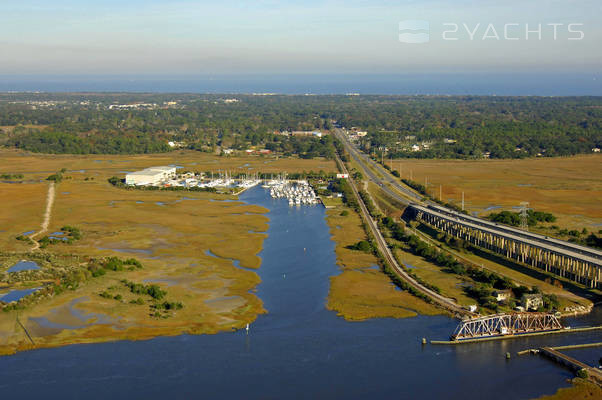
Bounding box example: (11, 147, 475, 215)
(451, 312, 563, 340)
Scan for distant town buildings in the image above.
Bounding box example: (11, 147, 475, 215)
(345, 128, 368, 141)
(108, 103, 157, 110)
(168, 141, 186, 148)
(108, 101, 179, 110)
(273, 130, 325, 138)
(245, 149, 271, 155)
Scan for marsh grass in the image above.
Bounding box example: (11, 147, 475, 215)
(390, 155, 602, 230)
(324, 204, 442, 320)
(0, 149, 335, 356)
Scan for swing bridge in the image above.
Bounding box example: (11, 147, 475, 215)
(451, 312, 564, 341)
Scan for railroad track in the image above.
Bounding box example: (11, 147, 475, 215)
(335, 128, 601, 287)
(335, 154, 472, 317)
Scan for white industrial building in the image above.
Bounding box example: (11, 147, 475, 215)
(125, 166, 177, 186)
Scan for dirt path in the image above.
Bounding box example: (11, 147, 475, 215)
(30, 182, 56, 251)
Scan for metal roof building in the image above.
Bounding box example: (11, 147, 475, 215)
(125, 166, 177, 186)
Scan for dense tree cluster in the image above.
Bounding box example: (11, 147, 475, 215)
(0, 173, 23, 179)
(121, 280, 166, 300)
(1, 93, 600, 158)
(487, 210, 557, 227)
(8, 131, 170, 154)
(352, 96, 602, 158)
(330, 178, 358, 210)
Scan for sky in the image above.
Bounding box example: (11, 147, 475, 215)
(0, 0, 600, 76)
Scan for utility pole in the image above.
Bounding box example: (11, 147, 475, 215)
(439, 184, 442, 201)
(520, 202, 530, 231)
(462, 191, 465, 211)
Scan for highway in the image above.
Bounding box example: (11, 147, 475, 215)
(334, 128, 602, 271)
(425, 204, 602, 263)
(334, 153, 473, 317)
(413, 204, 602, 266)
(334, 128, 421, 205)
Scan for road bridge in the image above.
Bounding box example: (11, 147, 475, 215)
(409, 204, 601, 289)
(425, 204, 602, 261)
(334, 128, 602, 290)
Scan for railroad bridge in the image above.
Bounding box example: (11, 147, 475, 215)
(406, 204, 602, 289)
(452, 312, 563, 340)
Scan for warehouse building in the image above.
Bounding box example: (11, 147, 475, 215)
(125, 166, 177, 186)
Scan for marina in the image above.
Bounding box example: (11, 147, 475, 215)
(124, 168, 322, 204)
(267, 180, 320, 206)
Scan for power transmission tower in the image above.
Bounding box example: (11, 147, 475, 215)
(519, 202, 530, 231)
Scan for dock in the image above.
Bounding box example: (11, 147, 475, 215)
(518, 341, 602, 355)
(538, 346, 602, 384)
(516, 342, 602, 384)
(539, 347, 592, 371)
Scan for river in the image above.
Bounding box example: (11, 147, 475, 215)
(0, 186, 600, 399)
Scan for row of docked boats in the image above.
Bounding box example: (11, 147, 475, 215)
(269, 181, 319, 206)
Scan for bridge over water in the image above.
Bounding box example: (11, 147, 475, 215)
(334, 128, 602, 290)
(407, 204, 602, 290)
(451, 312, 563, 341)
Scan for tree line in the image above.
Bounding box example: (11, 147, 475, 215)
(1, 94, 600, 158)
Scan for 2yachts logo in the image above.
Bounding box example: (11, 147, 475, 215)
(398, 20, 430, 43)
(399, 21, 585, 43)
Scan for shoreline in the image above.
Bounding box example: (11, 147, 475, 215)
(323, 201, 445, 320)
(0, 188, 271, 358)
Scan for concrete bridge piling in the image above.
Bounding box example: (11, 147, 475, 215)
(406, 204, 602, 290)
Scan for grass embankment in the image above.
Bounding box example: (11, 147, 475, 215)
(0, 150, 335, 356)
(367, 182, 407, 219)
(320, 197, 343, 208)
(385, 222, 592, 313)
(420, 226, 593, 310)
(325, 200, 442, 321)
(390, 155, 602, 231)
(537, 378, 602, 400)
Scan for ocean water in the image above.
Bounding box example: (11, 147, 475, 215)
(0, 74, 600, 95)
